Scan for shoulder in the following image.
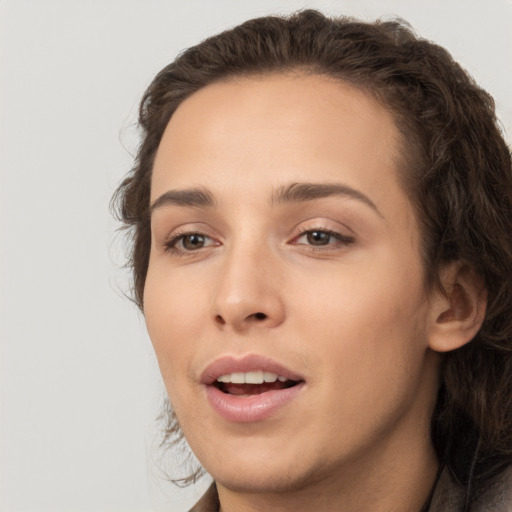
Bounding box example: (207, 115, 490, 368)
(430, 465, 512, 512)
(472, 465, 512, 512)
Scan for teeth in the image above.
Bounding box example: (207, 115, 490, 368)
(245, 371, 264, 384)
(216, 371, 289, 384)
(263, 372, 278, 383)
(230, 372, 245, 384)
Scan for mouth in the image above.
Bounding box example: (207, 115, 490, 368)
(214, 371, 301, 397)
(200, 355, 306, 422)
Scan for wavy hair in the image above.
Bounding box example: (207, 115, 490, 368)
(112, 10, 512, 489)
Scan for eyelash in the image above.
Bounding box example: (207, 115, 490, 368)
(163, 231, 218, 257)
(292, 229, 355, 249)
(163, 228, 355, 257)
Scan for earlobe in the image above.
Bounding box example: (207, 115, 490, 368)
(428, 263, 487, 353)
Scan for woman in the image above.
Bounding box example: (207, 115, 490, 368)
(113, 10, 512, 511)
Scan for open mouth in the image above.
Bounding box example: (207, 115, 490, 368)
(214, 371, 301, 397)
(203, 360, 305, 422)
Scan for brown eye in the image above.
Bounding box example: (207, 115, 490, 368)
(306, 231, 332, 246)
(165, 232, 218, 255)
(292, 229, 355, 248)
(181, 234, 206, 250)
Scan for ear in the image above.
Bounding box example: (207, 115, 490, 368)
(428, 262, 487, 353)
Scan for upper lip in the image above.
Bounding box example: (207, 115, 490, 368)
(200, 354, 305, 385)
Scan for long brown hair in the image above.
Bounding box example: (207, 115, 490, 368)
(112, 10, 512, 489)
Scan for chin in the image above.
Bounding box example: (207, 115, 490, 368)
(192, 433, 324, 494)
(211, 462, 315, 494)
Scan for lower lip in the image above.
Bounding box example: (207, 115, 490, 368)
(204, 383, 305, 423)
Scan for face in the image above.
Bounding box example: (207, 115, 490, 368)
(145, 74, 440, 495)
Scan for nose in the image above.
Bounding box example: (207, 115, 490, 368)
(210, 242, 286, 332)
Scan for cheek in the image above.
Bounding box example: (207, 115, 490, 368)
(144, 275, 209, 428)
(298, 254, 425, 326)
(295, 254, 429, 383)
(294, 269, 432, 444)
(143, 267, 208, 383)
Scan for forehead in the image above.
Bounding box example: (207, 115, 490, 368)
(151, 73, 410, 220)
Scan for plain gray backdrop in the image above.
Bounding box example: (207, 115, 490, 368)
(1, 0, 511, 510)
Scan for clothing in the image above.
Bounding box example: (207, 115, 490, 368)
(429, 465, 512, 511)
(188, 466, 512, 512)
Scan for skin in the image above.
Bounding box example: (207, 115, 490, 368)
(144, 73, 476, 511)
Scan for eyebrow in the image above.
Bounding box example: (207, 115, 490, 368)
(150, 187, 215, 213)
(272, 182, 383, 217)
(150, 182, 382, 217)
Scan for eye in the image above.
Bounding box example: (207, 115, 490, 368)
(292, 229, 354, 247)
(165, 232, 219, 254)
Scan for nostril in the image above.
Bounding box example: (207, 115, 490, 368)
(215, 315, 226, 325)
(253, 312, 267, 320)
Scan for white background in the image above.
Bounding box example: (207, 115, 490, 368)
(1, 0, 511, 510)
